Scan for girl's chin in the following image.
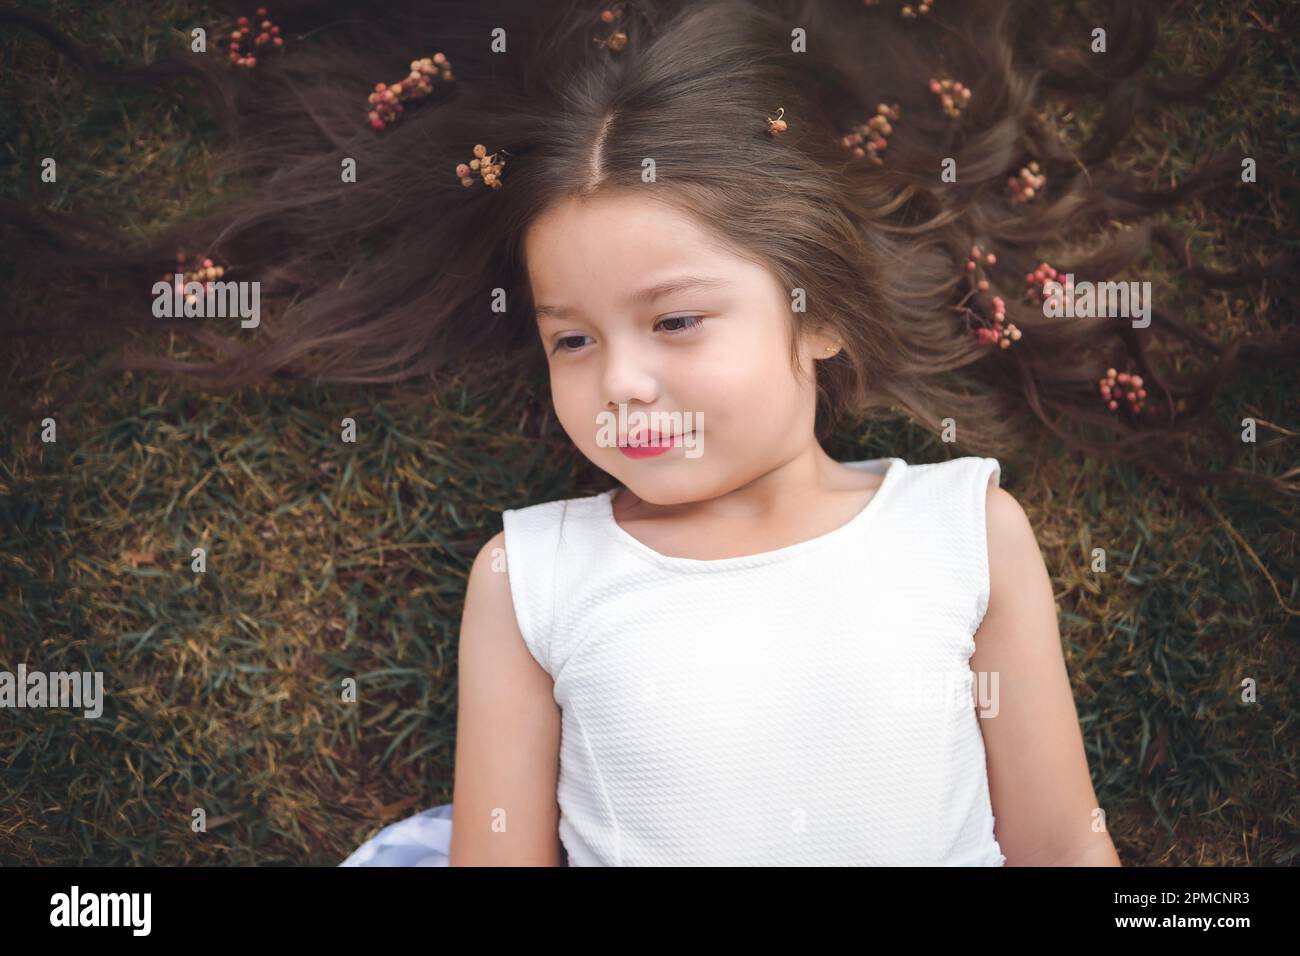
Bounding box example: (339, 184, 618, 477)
(610, 468, 723, 508)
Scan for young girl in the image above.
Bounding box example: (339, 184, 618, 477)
(8, 0, 1293, 865)
(340, 186, 1115, 866)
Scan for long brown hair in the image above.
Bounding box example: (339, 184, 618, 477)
(3, 0, 1297, 491)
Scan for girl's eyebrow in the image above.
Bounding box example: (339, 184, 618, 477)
(534, 274, 729, 323)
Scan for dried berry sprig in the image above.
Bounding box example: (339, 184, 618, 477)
(159, 252, 227, 305)
(367, 54, 454, 131)
(964, 244, 1020, 349)
(841, 103, 901, 165)
(1098, 367, 1148, 415)
(455, 144, 507, 189)
(928, 76, 971, 118)
(1008, 161, 1046, 203)
(223, 7, 284, 69)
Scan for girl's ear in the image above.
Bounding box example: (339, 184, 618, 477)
(801, 323, 843, 359)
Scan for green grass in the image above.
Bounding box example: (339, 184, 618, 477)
(1, 0, 1297, 865)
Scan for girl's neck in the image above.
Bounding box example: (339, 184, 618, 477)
(610, 448, 889, 561)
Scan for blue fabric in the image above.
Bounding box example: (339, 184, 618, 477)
(339, 803, 453, 867)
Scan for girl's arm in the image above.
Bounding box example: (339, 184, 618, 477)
(970, 480, 1122, 867)
(448, 531, 565, 866)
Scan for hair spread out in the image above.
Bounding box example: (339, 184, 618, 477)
(2, 0, 1297, 493)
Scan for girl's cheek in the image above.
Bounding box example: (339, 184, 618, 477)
(552, 393, 593, 444)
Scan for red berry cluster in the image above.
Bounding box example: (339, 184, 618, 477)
(1098, 367, 1147, 414)
(366, 54, 454, 131)
(1025, 260, 1072, 311)
(901, 1, 933, 16)
(966, 244, 1020, 349)
(225, 8, 283, 68)
(456, 144, 506, 189)
(593, 5, 628, 51)
(928, 77, 970, 118)
(160, 252, 226, 304)
(842, 103, 900, 165)
(1008, 161, 1046, 204)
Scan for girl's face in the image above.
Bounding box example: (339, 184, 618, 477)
(524, 190, 838, 506)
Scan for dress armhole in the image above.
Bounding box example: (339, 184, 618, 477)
(500, 508, 553, 678)
(969, 457, 1003, 651)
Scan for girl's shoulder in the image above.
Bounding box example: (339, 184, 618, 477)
(500, 486, 613, 534)
(894, 454, 1001, 482)
(880, 455, 1004, 512)
(498, 487, 615, 572)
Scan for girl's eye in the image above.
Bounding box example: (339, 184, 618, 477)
(549, 315, 704, 355)
(656, 314, 704, 335)
(552, 334, 591, 354)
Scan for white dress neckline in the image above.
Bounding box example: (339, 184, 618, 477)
(598, 457, 905, 572)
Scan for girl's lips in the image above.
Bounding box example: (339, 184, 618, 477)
(618, 431, 691, 447)
(618, 431, 693, 458)
(621, 430, 689, 446)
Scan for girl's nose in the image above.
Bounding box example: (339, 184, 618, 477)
(601, 342, 659, 408)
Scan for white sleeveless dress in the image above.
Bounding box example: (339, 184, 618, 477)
(341, 456, 1006, 866)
